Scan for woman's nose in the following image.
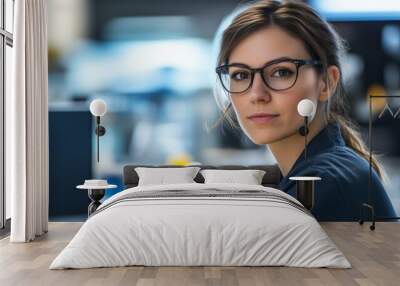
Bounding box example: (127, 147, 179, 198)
(248, 73, 272, 103)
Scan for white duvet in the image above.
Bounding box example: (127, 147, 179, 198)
(49, 183, 351, 269)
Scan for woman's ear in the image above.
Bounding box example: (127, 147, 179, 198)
(318, 65, 340, 102)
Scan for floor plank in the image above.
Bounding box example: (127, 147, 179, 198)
(0, 222, 399, 286)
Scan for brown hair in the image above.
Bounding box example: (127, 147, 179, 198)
(213, 0, 386, 180)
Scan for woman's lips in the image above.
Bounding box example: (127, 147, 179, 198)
(247, 113, 279, 124)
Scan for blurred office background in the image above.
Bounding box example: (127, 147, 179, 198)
(45, 0, 400, 219)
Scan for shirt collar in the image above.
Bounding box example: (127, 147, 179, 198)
(278, 122, 345, 188)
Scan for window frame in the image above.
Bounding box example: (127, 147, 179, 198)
(0, 0, 14, 230)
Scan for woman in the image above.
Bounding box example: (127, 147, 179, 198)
(213, 0, 396, 221)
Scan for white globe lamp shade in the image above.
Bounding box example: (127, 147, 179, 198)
(297, 99, 316, 119)
(90, 99, 107, 117)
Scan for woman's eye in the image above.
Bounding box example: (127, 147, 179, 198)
(271, 69, 294, 78)
(230, 71, 250, 81)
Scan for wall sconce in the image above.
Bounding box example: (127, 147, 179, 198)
(89, 99, 107, 162)
(297, 99, 316, 162)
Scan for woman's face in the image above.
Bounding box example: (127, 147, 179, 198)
(227, 25, 324, 144)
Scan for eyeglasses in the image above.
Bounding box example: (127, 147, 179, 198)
(215, 58, 322, 94)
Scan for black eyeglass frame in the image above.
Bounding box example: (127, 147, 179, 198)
(215, 58, 323, 94)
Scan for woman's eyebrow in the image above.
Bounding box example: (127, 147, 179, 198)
(229, 56, 296, 68)
(261, 56, 295, 66)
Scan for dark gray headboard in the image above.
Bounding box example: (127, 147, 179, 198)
(123, 164, 282, 189)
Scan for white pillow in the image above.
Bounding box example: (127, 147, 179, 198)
(200, 169, 266, 185)
(135, 167, 201, 186)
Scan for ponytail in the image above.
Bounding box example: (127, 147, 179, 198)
(329, 112, 388, 185)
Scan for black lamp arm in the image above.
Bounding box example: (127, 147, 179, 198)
(94, 116, 106, 162)
(304, 116, 308, 162)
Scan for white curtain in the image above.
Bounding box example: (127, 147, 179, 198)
(6, 0, 49, 242)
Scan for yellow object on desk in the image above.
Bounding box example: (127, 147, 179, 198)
(166, 153, 193, 166)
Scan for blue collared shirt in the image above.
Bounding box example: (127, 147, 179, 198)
(278, 122, 396, 221)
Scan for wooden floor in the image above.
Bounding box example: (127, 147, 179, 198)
(0, 222, 399, 286)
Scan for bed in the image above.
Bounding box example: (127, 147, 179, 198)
(49, 164, 351, 269)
